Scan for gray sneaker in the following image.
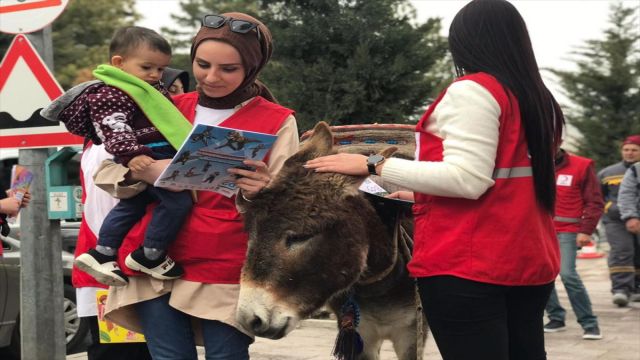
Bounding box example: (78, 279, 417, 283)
(612, 292, 629, 307)
(630, 292, 640, 302)
(543, 320, 566, 333)
(583, 326, 603, 340)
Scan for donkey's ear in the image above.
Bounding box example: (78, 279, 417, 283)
(341, 175, 367, 198)
(300, 121, 334, 158)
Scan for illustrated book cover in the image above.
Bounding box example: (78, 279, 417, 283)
(154, 124, 277, 197)
(96, 290, 146, 343)
(10, 165, 33, 201)
(6, 165, 34, 222)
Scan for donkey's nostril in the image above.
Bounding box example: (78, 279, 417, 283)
(250, 316, 264, 332)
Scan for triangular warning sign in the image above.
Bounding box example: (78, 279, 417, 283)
(0, 33, 82, 149)
(0, 34, 63, 120)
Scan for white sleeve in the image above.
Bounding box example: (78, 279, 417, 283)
(267, 115, 299, 177)
(81, 144, 119, 235)
(381, 80, 501, 199)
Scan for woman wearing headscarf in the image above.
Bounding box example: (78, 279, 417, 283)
(161, 67, 190, 95)
(103, 12, 299, 359)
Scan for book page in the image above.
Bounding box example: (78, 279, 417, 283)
(154, 124, 277, 197)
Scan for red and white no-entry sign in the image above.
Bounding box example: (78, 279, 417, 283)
(0, 34, 83, 148)
(0, 0, 70, 34)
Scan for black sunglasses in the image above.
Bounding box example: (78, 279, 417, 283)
(201, 14, 261, 41)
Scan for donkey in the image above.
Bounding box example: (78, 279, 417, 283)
(236, 122, 427, 360)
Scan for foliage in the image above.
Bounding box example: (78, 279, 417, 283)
(161, 0, 261, 52)
(163, 0, 448, 131)
(259, 0, 448, 131)
(551, 3, 640, 168)
(52, 0, 140, 88)
(0, 33, 12, 56)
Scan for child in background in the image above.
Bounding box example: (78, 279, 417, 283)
(67, 26, 192, 286)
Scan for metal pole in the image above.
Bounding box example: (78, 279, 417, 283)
(20, 25, 66, 360)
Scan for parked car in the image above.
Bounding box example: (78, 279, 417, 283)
(0, 226, 88, 358)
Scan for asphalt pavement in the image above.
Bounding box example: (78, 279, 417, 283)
(67, 254, 640, 360)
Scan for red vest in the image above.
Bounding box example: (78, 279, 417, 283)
(554, 154, 592, 233)
(116, 94, 293, 284)
(407, 73, 559, 286)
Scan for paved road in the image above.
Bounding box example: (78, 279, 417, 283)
(68, 255, 640, 360)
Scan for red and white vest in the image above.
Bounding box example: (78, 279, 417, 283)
(554, 154, 592, 233)
(73, 92, 293, 287)
(73, 143, 117, 288)
(407, 73, 559, 286)
(116, 94, 293, 284)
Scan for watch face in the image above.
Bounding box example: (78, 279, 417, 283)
(367, 154, 384, 165)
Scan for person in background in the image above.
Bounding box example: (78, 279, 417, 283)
(0, 191, 31, 239)
(73, 143, 152, 360)
(161, 67, 190, 95)
(543, 148, 603, 339)
(598, 134, 640, 307)
(616, 135, 640, 303)
(94, 12, 299, 359)
(0, 197, 20, 218)
(306, 1, 563, 359)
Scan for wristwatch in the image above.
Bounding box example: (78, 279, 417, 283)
(367, 154, 385, 175)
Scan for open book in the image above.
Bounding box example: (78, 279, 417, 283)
(154, 124, 277, 197)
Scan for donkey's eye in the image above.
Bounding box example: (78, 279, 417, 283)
(285, 233, 313, 248)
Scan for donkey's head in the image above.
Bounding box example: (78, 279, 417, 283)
(236, 122, 397, 339)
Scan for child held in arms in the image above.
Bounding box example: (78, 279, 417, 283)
(58, 26, 193, 286)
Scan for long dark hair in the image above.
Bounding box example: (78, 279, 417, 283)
(448, 0, 563, 212)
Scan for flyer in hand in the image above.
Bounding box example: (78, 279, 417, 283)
(154, 124, 277, 197)
(10, 165, 33, 202)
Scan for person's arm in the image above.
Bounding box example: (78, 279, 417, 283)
(306, 80, 500, 199)
(231, 115, 300, 202)
(0, 197, 21, 216)
(579, 163, 605, 235)
(597, 168, 608, 201)
(265, 115, 300, 177)
(618, 165, 640, 233)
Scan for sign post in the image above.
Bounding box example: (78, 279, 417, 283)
(1, 2, 70, 359)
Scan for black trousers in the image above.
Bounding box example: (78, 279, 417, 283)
(86, 315, 152, 360)
(417, 276, 554, 360)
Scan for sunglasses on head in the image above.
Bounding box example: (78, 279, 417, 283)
(201, 14, 261, 41)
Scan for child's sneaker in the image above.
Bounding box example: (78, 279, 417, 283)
(124, 247, 184, 280)
(75, 249, 129, 286)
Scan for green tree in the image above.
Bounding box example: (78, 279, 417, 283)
(52, 0, 140, 88)
(260, 0, 448, 131)
(161, 0, 261, 51)
(551, 3, 640, 168)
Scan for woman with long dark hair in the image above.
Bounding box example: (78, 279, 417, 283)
(306, 0, 564, 358)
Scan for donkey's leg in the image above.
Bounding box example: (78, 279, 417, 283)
(390, 319, 427, 360)
(389, 324, 420, 360)
(356, 315, 383, 360)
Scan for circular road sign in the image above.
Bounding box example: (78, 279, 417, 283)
(0, 0, 70, 34)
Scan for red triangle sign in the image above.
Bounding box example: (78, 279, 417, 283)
(0, 34, 82, 148)
(0, 34, 63, 118)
